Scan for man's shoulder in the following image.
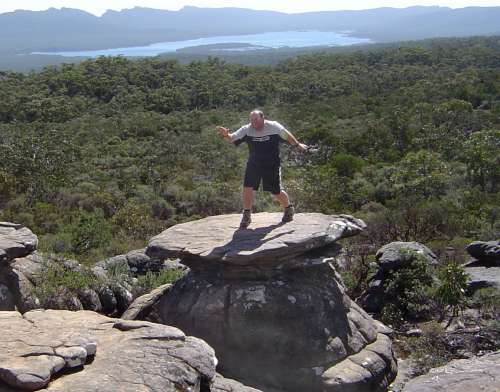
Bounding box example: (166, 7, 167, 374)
(264, 120, 286, 133)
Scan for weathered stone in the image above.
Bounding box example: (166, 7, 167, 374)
(77, 288, 102, 312)
(465, 266, 500, 293)
(9, 253, 44, 283)
(147, 213, 366, 266)
(97, 286, 117, 315)
(211, 373, 263, 392)
(0, 283, 15, 311)
(148, 213, 395, 392)
(111, 283, 133, 313)
(466, 241, 500, 265)
(0, 309, 218, 391)
(375, 242, 437, 271)
(0, 223, 37, 265)
(402, 350, 500, 392)
(93, 248, 167, 276)
(0, 267, 39, 313)
(121, 283, 172, 321)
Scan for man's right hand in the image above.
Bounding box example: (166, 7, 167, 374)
(216, 126, 229, 138)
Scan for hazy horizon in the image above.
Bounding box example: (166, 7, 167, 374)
(2, 0, 500, 16)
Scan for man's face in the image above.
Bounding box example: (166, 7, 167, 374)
(250, 112, 265, 130)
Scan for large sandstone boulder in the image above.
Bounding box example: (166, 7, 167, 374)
(0, 309, 221, 391)
(402, 350, 500, 392)
(146, 212, 397, 392)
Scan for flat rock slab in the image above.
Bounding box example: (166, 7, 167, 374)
(0, 310, 217, 391)
(465, 266, 500, 292)
(147, 213, 365, 266)
(0, 223, 38, 265)
(402, 351, 500, 392)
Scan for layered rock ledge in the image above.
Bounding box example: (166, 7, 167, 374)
(146, 213, 397, 392)
(0, 309, 218, 391)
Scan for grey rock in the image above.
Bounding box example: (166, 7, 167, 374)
(402, 350, 500, 392)
(211, 373, 262, 392)
(111, 283, 133, 313)
(94, 248, 165, 276)
(0, 309, 219, 391)
(375, 242, 437, 271)
(465, 266, 500, 293)
(0, 283, 15, 311)
(76, 288, 102, 313)
(0, 223, 38, 265)
(147, 213, 366, 266)
(149, 213, 395, 392)
(466, 241, 500, 265)
(121, 283, 172, 321)
(0, 264, 40, 313)
(97, 286, 117, 315)
(8, 253, 44, 283)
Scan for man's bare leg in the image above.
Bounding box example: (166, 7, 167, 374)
(273, 190, 290, 209)
(274, 190, 294, 223)
(240, 187, 254, 228)
(242, 187, 254, 210)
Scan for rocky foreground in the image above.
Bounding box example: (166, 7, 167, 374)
(146, 212, 397, 392)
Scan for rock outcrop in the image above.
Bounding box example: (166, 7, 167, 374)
(466, 240, 500, 265)
(0, 222, 37, 265)
(0, 224, 184, 316)
(402, 350, 500, 392)
(359, 242, 437, 313)
(145, 212, 397, 392)
(92, 248, 186, 278)
(0, 309, 218, 391)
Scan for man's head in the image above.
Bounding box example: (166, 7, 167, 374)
(249, 110, 265, 130)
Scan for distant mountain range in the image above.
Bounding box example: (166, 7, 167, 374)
(1, 5, 500, 56)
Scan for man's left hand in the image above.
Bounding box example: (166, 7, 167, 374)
(296, 143, 309, 152)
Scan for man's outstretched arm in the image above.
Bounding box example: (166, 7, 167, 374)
(284, 129, 309, 152)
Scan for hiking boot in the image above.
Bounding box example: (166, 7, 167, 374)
(282, 204, 295, 223)
(240, 210, 252, 229)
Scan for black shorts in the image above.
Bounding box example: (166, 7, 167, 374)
(243, 163, 282, 195)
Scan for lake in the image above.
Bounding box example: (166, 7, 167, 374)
(32, 31, 372, 57)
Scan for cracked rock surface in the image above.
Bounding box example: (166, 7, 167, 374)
(0, 309, 217, 391)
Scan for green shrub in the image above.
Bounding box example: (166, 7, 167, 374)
(135, 269, 185, 296)
(32, 260, 98, 303)
(379, 251, 434, 326)
(432, 261, 469, 319)
(65, 208, 113, 255)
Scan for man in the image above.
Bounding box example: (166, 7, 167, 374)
(216, 110, 309, 229)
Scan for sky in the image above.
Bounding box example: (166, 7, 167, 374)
(1, 0, 500, 16)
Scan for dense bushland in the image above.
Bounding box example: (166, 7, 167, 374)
(0, 36, 499, 264)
